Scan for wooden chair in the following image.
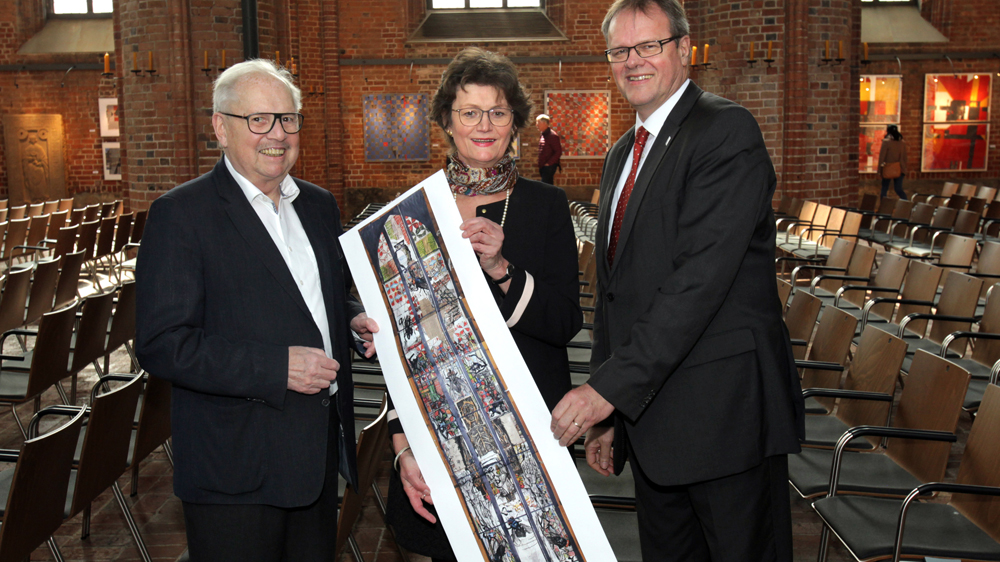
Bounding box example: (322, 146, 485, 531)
(976, 185, 997, 204)
(336, 395, 388, 561)
(778, 206, 844, 258)
(1, 218, 29, 270)
(11, 212, 52, 266)
(781, 237, 854, 286)
(858, 197, 896, 233)
(68, 207, 84, 227)
(23, 257, 61, 326)
(798, 305, 859, 414)
(7, 205, 26, 221)
(44, 209, 68, 241)
(0, 304, 78, 436)
(783, 290, 822, 360)
(130, 209, 148, 244)
(778, 203, 831, 251)
(122, 372, 174, 496)
(67, 290, 117, 403)
(870, 203, 934, 249)
(944, 194, 968, 210)
(0, 267, 32, 336)
(936, 288, 1000, 410)
(977, 201, 1000, 242)
(87, 216, 117, 291)
(105, 281, 139, 373)
(813, 383, 1000, 562)
(41, 200, 58, 215)
(53, 249, 86, 310)
(0, 407, 84, 562)
(789, 350, 969, 499)
(884, 205, 955, 254)
(776, 278, 793, 310)
(776, 200, 819, 244)
(901, 209, 979, 259)
(859, 199, 913, 247)
(32, 375, 150, 562)
(57, 198, 74, 213)
(857, 261, 943, 339)
(807, 244, 876, 301)
(801, 326, 907, 451)
(75, 219, 100, 261)
(822, 252, 909, 320)
(82, 203, 100, 223)
(966, 196, 988, 216)
(25, 203, 43, 218)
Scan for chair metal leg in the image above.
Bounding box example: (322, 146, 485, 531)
(371, 480, 387, 516)
(163, 439, 175, 467)
(55, 380, 71, 405)
(10, 403, 26, 439)
(817, 525, 831, 562)
(81, 504, 91, 539)
(125, 341, 140, 372)
(47, 536, 66, 562)
(113, 481, 152, 562)
(348, 534, 365, 562)
(131, 463, 140, 497)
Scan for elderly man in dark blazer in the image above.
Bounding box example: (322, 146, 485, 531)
(551, 1, 803, 561)
(136, 59, 377, 561)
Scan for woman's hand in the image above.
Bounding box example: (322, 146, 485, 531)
(394, 435, 437, 523)
(460, 216, 507, 279)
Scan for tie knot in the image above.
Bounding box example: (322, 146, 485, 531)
(635, 126, 650, 149)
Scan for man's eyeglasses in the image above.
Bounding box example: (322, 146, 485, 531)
(220, 112, 305, 134)
(451, 107, 514, 127)
(605, 37, 680, 63)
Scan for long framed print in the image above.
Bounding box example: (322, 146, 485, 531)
(544, 91, 611, 159)
(923, 73, 991, 123)
(102, 141, 122, 180)
(99, 97, 119, 137)
(921, 123, 989, 172)
(341, 171, 615, 562)
(860, 75, 902, 124)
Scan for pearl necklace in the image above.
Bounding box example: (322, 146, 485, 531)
(454, 187, 511, 228)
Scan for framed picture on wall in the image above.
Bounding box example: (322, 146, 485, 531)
(363, 94, 430, 162)
(102, 141, 122, 180)
(860, 75, 902, 124)
(99, 98, 119, 137)
(923, 73, 991, 123)
(921, 123, 989, 172)
(544, 90, 611, 159)
(859, 125, 898, 174)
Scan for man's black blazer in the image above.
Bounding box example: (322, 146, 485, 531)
(136, 159, 364, 507)
(588, 83, 805, 486)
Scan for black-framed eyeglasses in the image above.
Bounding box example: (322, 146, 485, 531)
(220, 112, 305, 134)
(451, 107, 514, 127)
(605, 37, 680, 63)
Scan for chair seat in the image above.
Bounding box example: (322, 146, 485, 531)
(814, 495, 1000, 561)
(0, 465, 12, 516)
(935, 356, 992, 381)
(853, 322, 922, 346)
(596, 509, 641, 562)
(900, 342, 962, 372)
(802, 415, 875, 450)
(0, 369, 31, 400)
(788, 447, 920, 499)
(965, 378, 988, 411)
(803, 396, 830, 415)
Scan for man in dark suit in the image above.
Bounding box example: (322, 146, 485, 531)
(136, 60, 377, 561)
(550, 1, 804, 560)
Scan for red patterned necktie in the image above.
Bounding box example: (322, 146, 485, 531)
(607, 126, 650, 266)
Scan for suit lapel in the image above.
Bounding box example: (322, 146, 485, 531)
(597, 131, 634, 281)
(214, 160, 314, 321)
(609, 84, 704, 278)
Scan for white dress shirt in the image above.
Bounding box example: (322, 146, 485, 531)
(225, 156, 338, 394)
(608, 79, 691, 244)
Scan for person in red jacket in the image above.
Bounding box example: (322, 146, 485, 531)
(536, 113, 563, 185)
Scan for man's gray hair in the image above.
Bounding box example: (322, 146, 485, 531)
(213, 59, 302, 114)
(601, 0, 689, 41)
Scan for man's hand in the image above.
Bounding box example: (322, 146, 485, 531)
(550, 383, 615, 446)
(287, 346, 339, 394)
(393, 434, 437, 523)
(350, 312, 379, 358)
(585, 426, 614, 476)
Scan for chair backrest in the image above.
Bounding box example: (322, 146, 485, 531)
(952, 383, 1000, 542)
(887, 350, 969, 483)
(838, 326, 907, 435)
(857, 193, 878, 212)
(941, 182, 960, 198)
(130, 210, 148, 244)
(822, 238, 855, 273)
(107, 281, 137, 356)
(71, 290, 116, 375)
(50, 223, 79, 261)
(801, 306, 858, 411)
(886, 261, 944, 334)
(783, 290, 822, 360)
(0, 209, 7, 223)
(958, 183, 978, 198)
(129, 373, 172, 472)
(966, 197, 988, 216)
(839, 211, 862, 241)
(0, 409, 84, 562)
(23, 213, 50, 250)
(24, 257, 61, 325)
(53, 250, 86, 310)
(68, 375, 144, 518)
(843, 252, 908, 310)
(112, 213, 134, 254)
(774, 195, 794, 215)
(100, 201, 116, 219)
(776, 278, 793, 310)
(972, 289, 1000, 368)
(802, 204, 832, 240)
(923, 272, 984, 344)
(26, 203, 44, 218)
(24, 304, 79, 400)
(952, 209, 982, 236)
(945, 195, 968, 210)
(76, 219, 100, 260)
(93, 216, 117, 260)
(2, 218, 29, 260)
(814, 207, 846, 246)
(57, 198, 74, 213)
(935, 234, 978, 280)
(817, 244, 875, 295)
(41, 200, 58, 215)
(0, 267, 32, 334)
(83, 203, 100, 223)
(45, 210, 69, 240)
(8, 205, 26, 220)
(68, 208, 84, 227)
(975, 186, 997, 204)
(336, 395, 388, 557)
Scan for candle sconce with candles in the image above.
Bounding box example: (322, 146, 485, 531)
(201, 50, 213, 76)
(691, 43, 713, 71)
(101, 52, 115, 79)
(749, 41, 776, 67)
(860, 42, 870, 66)
(819, 40, 845, 66)
(130, 51, 142, 77)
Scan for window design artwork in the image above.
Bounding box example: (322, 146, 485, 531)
(363, 94, 430, 162)
(859, 75, 902, 174)
(430, 0, 541, 8)
(358, 190, 584, 562)
(922, 73, 991, 172)
(544, 91, 610, 159)
(52, 0, 112, 15)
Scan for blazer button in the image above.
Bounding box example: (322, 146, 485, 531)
(321, 398, 330, 407)
(606, 292, 615, 302)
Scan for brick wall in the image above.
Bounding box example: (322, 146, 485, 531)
(2, 0, 999, 216)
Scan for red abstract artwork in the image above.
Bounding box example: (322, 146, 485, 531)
(921, 124, 989, 172)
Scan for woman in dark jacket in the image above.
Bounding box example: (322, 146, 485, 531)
(878, 124, 908, 200)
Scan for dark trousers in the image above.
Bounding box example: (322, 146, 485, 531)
(540, 165, 558, 185)
(880, 176, 907, 200)
(631, 452, 793, 562)
(183, 405, 341, 562)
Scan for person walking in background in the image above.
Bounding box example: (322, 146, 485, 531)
(536, 113, 563, 184)
(878, 124, 908, 200)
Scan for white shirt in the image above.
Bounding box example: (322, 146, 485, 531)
(608, 79, 691, 244)
(224, 156, 338, 395)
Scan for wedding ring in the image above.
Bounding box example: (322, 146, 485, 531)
(573, 421, 581, 428)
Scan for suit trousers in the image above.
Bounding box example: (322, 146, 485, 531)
(539, 165, 558, 185)
(630, 450, 793, 562)
(183, 402, 341, 562)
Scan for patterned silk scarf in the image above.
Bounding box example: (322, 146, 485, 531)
(445, 153, 518, 196)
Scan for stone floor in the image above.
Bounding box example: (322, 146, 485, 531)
(7, 273, 972, 561)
